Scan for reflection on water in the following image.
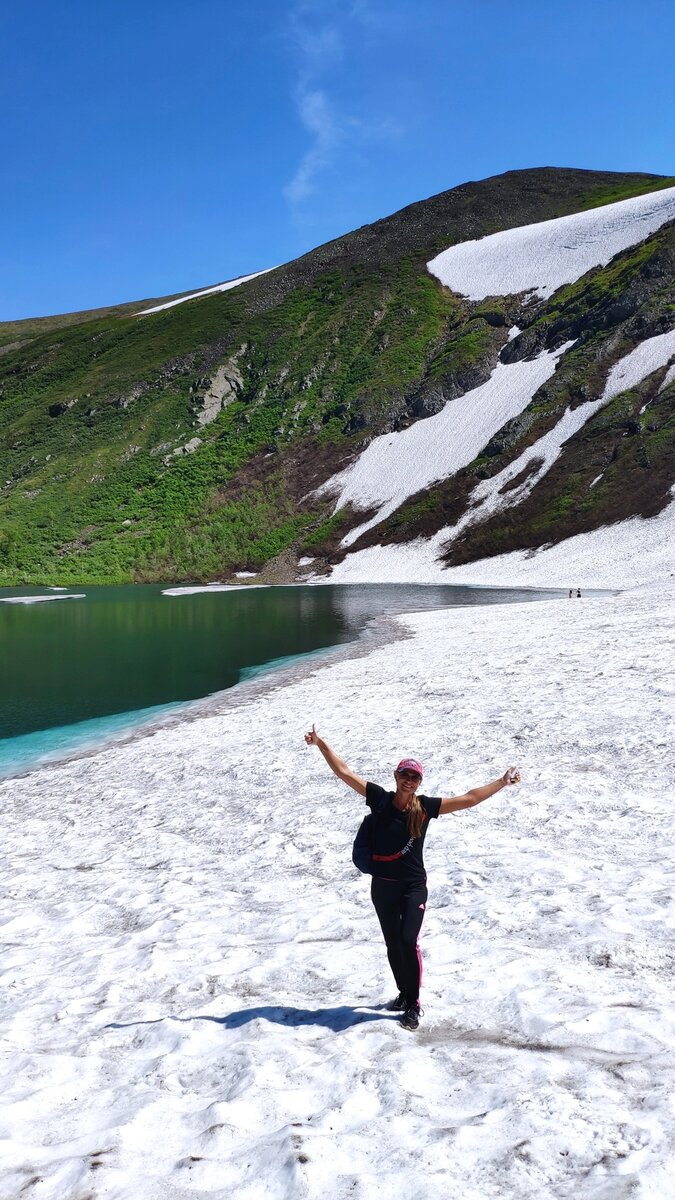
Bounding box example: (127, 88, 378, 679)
(1, 585, 350, 740)
(0, 582, 563, 775)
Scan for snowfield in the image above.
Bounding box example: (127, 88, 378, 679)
(427, 184, 675, 300)
(1, 575, 674, 1200)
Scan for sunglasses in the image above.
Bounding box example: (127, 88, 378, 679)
(397, 770, 421, 782)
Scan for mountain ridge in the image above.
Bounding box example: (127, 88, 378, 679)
(1, 167, 674, 586)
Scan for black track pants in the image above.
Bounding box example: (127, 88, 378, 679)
(370, 876, 428, 1003)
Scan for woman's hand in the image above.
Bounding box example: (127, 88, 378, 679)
(502, 767, 521, 786)
(303, 727, 366, 794)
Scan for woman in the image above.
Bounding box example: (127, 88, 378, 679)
(304, 724, 520, 1031)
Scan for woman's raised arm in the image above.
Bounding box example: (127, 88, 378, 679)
(304, 725, 367, 796)
(439, 767, 520, 814)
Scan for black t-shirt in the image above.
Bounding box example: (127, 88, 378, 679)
(365, 782, 442, 882)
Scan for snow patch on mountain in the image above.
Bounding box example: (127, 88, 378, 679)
(318, 343, 572, 547)
(438, 328, 675, 547)
(137, 267, 275, 315)
(427, 185, 675, 301)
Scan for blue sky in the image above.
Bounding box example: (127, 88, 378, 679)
(3, 0, 674, 320)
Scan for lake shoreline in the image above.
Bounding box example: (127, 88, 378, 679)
(1, 582, 571, 782)
(0, 611, 413, 783)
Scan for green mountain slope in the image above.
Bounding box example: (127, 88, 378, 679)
(1, 167, 674, 585)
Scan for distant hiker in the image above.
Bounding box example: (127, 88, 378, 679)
(568, 589, 573, 599)
(304, 725, 520, 1031)
(577, 588, 582, 598)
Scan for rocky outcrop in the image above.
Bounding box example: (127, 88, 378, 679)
(48, 398, 78, 417)
(193, 351, 245, 427)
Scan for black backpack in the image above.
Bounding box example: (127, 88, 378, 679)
(352, 794, 388, 873)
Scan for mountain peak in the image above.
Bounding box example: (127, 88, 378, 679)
(1, 167, 673, 587)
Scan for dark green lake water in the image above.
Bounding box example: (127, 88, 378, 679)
(0, 582, 562, 776)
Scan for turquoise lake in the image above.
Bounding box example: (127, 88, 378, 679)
(0, 582, 563, 777)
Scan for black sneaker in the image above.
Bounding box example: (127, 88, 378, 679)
(400, 1002, 422, 1031)
(387, 991, 408, 1012)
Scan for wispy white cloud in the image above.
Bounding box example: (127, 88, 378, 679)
(283, 87, 343, 205)
(282, 0, 397, 210)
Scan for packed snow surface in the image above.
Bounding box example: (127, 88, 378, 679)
(2, 582, 674, 1199)
(427, 184, 675, 300)
(137, 267, 275, 315)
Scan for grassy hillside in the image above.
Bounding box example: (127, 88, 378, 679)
(0, 290, 202, 353)
(1, 168, 674, 585)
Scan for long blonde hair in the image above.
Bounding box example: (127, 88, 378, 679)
(407, 793, 425, 839)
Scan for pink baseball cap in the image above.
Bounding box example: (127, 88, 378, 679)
(396, 758, 423, 778)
